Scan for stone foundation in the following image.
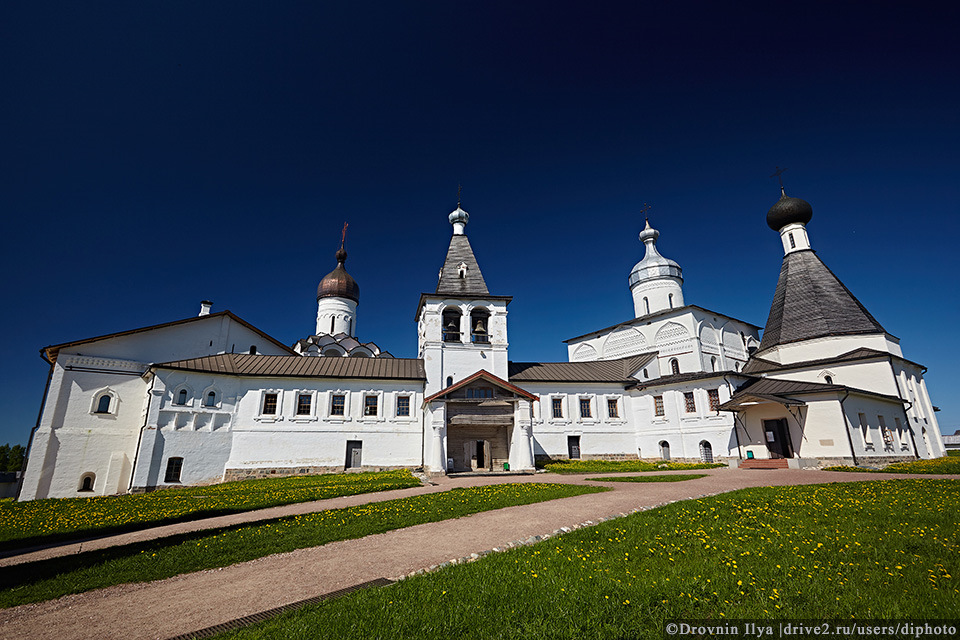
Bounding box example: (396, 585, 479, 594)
(222, 465, 418, 482)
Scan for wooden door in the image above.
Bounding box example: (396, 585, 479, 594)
(762, 419, 792, 459)
(568, 435, 581, 460)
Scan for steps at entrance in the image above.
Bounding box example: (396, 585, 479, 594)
(739, 459, 789, 469)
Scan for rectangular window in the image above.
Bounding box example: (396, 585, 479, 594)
(607, 398, 619, 419)
(552, 398, 563, 419)
(654, 395, 665, 417)
(684, 392, 696, 413)
(164, 457, 183, 483)
(364, 395, 378, 416)
(330, 394, 345, 416)
(579, 398, 592, 419)
(262, 393, 278, 415)
(466, 387, 494, 399)
(708, 389, 720, 412)
(296, 394, 312, 416)
(858, 413, 870, 443)
(396, 395, 410, 417)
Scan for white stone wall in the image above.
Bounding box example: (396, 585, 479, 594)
(761, 333, 903, 365)
(316, 297, 358, 337)
(631, 380, 736, 460)
(19, 355, 150, 500)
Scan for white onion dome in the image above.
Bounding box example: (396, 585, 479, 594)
(449, 206, 469, 234)
(628, 219, 682, 288)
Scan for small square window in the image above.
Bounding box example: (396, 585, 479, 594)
(684, 392, 696, 413)
(607, 398, 619, 419)
(654, 395, 665, 417)
(262, 393, 278, 415)
(297, 394, 312, 416)
(396, 396, 410, 417)
(708, 389, 720, 412)
(364, 395, 378, 417)
(331, 394, 345, 416)
(579, 398, 591, 419)
(552, 398, 563, 419)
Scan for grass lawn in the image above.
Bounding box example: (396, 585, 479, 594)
(587, 473, 707, 483)
(216, 479, 959, 640)
(0, 469, 422, 551)
(543, 459, 725, 474)
(0, 482, 605, 608)
(947, 450, 959, 457)
(824, 456, 960, 474)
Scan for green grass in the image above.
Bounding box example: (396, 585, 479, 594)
(543, 459, 725, 474)
(587, 473, 707, 483)
(215, 479, 960, 640)
(824, 456, 960, 475)
(0, 482, 605, 608)
(947, 450, 960, 457)
(0, 470, 422, 551)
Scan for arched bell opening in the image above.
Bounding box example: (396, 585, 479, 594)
(470, 307, 490, 344)
(442, 307, 462, 343)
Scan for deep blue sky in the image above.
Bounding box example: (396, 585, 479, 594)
(2, 2, 958, 446)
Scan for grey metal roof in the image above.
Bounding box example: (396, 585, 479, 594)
(629, 369, 737, 390)
(435, 235, 489, 296)
(720, 375, 904, 410)
(757, 250, 887, 352)
(508, 352, 657, 384)
(153, 353, 426, 380)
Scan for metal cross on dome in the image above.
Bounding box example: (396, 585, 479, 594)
(639, 202, 652, 223)
(340, 221, 348, 249)
(770, 166, 787, 194)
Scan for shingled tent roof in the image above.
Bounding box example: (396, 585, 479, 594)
(757, 249, 886, 352)
(435, 235, 489, 296)
(153, 353, 425, 380)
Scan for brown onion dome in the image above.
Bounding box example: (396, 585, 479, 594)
(767, 192, 813, 231)
(317, 248, 360, 303)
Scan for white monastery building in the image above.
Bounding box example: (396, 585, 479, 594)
(18, 189, 945, 499)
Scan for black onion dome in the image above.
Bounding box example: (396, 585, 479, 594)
(767, 193, 813, 231)
(317, 249, 360, 303)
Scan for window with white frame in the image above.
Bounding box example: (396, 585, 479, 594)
(297, 394, 312, 416)
(330, 394, 345, 416)
(176, 389, 189, 406)
(708, 389, 720, 412)
(363, 395, 378, 417)
(683, 392, 696, 413)
(165, 457, 183, 483)
(262, 393, 278, 415)
(204, 391, 218, 408)
(858, 413, 871, 445)
(654, 395, 665, 417)
(95, 394, 112, 414)
(579, 398, 592, 419)
(552, 397, 563, 419)
(396, 395, 411, 417)
(607, 398, 619, 419)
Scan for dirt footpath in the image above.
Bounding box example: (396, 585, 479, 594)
(0, 469, 949, 640)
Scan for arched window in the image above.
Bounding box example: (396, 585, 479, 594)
(643, 369, 649, 379)
(824, 375, 833, 384)
(659, 441, 671, 461)
(699, 441, 713, 463)
(668, 293, 674, 308)
(670, 359, 680, 375)
(249, 345, 257, 355)
(205, 391, 217, 407)
(442, 307, 462, 342)
(471, 307, 490, 344)
(330, 317, 335, 334)
(643, 297, 650, 315)
(78, 473, 95, 492)
(177, 389, 188, 405)
(446, 376, 453, 388)
(95, 394, 111, 414)
(711, 356, 717, 372)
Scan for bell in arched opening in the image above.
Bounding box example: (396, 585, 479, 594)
(470, 307, 490, 344)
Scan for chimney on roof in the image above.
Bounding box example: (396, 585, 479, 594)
(199, 300, 213, 316)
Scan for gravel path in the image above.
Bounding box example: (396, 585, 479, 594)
(1, 468, 952, 640)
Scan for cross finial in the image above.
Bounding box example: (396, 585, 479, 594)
(770, 166, 787, 195)
(457, 183, 462, 208)
(639, 202, 652, 224)
(340, 221, 348, 249)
